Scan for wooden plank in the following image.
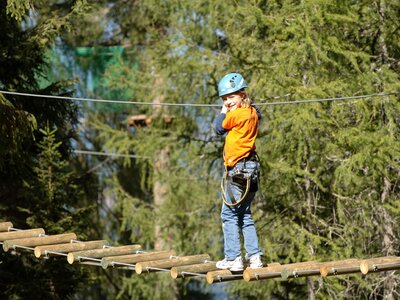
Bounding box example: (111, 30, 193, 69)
(101, 250, 175, 269)
(67, 245, 142, 264)
(206, 270, 243, 284)
(171, 261, 218, 279)
(0, 222, 13, 232)
(281, 262, 323, 280)
(361, 262, 400, 274)
(0, 228, 45, 242)
(136, 254, 211, 274)
(360, 256, 400, 274)
(34, 240, 109, 258)
(3, 233, 77, 252)
(319, 259, 361, 277)
(243, 261, 318, 281)
(243, 263, 282, 282)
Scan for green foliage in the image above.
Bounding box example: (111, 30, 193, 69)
(0, 94, 37, 171)
(0, 1, 101, 299)
(252, 1, 400, 298)
(0, 124, 97, 299)
(0, 253, 89, 300)
(23, 125, 93, 234)
(6, 0, 31, 21)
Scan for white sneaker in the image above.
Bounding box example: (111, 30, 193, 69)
(249, 255, 263, 268)
(216, 256, 244, 271)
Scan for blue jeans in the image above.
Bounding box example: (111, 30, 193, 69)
(221, 160, 263, 260)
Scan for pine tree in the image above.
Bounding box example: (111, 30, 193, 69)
(0, 125, 93, 299)
(0, 1, 100, 299)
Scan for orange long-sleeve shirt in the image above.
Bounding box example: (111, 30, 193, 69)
(221, 106, 259, 167)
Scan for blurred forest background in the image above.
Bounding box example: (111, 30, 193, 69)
(1, 0, 400, 299)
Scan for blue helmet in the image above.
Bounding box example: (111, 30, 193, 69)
(218, 73, 248, 97)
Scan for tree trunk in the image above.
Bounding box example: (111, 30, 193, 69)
(305, 170, 316, 300)
(376, 2, 396, 297)
(377, 0, 389, 66)
(151, 75, 169, 251)
(380, 176, 396, 300)
(153, 146, 170, 251)
(151, 74, 178, 300)
(307, 277, 316, 300)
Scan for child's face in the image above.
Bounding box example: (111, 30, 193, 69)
(221, 92, 243, 111)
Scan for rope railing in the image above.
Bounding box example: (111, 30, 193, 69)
(1, 90, 398, 108)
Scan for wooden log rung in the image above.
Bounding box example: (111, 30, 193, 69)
(0, 228, 45, 242)
(360, 256, 400, 274)
(243, 261, 319, 282)
(206, 270, 245, 284)
(283, 268, 321, 279)
(217, 274, 243, 281)
(171, 261, 218, 279)
(369, 262, 400, 273)
(34, 240, 108, 258)
(101, 250, 176, 269)
(135, 254, 210, 274)
(255, 271, 281, 280)
(0, 222, 13, 232)
(319, 259, 360, 277)
(324, 266, 361, 277)
(3, 233, 77, 252)
(67, 244, 142, 264)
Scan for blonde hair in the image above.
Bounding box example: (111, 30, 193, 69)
(239, 90, 252, 108)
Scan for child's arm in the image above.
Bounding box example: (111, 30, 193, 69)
(215, 104, 229, 135)
(215, 112, 228, 135)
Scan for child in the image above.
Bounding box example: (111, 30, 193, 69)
(215, 72, 263, 271)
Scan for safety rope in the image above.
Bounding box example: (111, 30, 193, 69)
(220, 153, 260, 207)
(73, 149, 148, 159)
(1, 90, 398, 108)
(221, 170, 251, 207)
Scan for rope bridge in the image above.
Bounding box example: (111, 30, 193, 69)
(1, 221, 399, 284)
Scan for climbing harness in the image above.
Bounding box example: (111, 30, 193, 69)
(221, 153, 260, 207)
